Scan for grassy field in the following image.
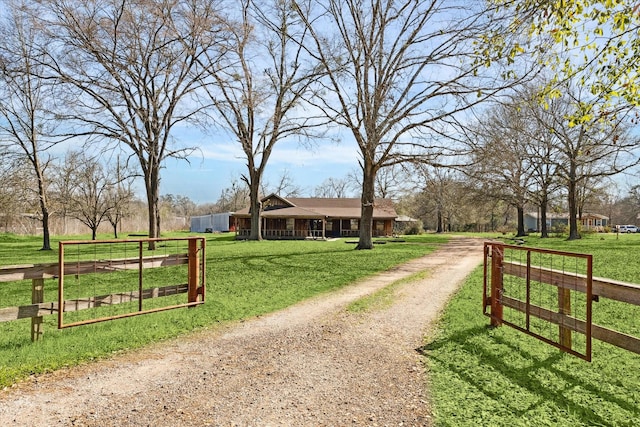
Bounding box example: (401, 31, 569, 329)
(0, 231, 448, 388)
(424, 232, 640, 426)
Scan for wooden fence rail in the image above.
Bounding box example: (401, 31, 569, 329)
(503, 262, 640, 306)
(484, 242, 640, 360)
(0, 254, 189, 283)
(0, 283, 189, 322)
(502, 260, 640, 355)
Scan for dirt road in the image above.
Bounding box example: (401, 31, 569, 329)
(0, 237, 484, 426)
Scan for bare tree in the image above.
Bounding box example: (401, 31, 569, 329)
(465, 96, 543, 237)
(295, 0, 533, 249)
(105, 157, 135, 239)
(53, 151, 116, 240)
(575, 168, 608, 220)
(0, 157, 33, 233)
(0, 0, 58, 250)
(201, 0, 323, 240)
(374, 165, 406, 200)
(517, 85, 563, 238)
(33, 0, 225, 248)
(215, 178, 250, 213)
(469, 82, 573, 238)
(399, 163, 498, 232)
(531, 84, 640, 240)
(609, 184, 640, 226)
(314, 177, 352, 198)
(410, 164, 460, 233)
(262, 169, 303, 198)
(160, 194, 196, 221)
(48, 149, 74, 235)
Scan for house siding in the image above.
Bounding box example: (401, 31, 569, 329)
(524, 212, 609, 233)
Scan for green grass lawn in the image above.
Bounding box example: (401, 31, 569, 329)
(0, 231, 448, 388)
(424, 232, 640, 426)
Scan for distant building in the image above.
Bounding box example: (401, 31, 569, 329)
(394, 215, 419, 233)
(190, 212, 234, 233)
(524, 212, 609, 232)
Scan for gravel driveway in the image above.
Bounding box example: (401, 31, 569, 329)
(0, 237, 484, 427)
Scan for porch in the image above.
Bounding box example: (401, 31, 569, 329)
(234, 217, 393, 240)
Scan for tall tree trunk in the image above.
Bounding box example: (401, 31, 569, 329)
(516, 205, 526, 237)
(248, 171, 262, 241)
(357, 163, 375, 250)
(40, 207, 51, 251)
(567, 163, 581, 240)
(35, 168, 51, 251)
(540, 194, 549, 238)
(436, 209, 443, 233)
(146, 196, 157, 248)
(146, 168, 160, 250)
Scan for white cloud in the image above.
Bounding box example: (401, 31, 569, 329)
(197, 138, 360, 168)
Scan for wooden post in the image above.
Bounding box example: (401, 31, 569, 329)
(200, 238, 206, 301)
(58, 241, 64, 329)
(31, 278, 44, 341)
(138, 241, 144, 312)
(558, 287, 572, 349)
(490, 244, 504, 327)
(188, 238, 199, 303)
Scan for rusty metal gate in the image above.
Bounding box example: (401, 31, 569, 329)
(483, 242, 593, 361)
(58, 237, 206, 329)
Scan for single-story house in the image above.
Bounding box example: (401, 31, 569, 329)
(524, 212, 609, 232)
(190, 212, 234, 233)
(232, 194, 397, 240)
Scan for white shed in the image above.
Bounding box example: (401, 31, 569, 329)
(190, 212, 233, 233)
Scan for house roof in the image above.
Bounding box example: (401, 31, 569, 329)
(582, 213, 609, 220)
(396, 215, 418, 222)
(232, 195, 398, 220)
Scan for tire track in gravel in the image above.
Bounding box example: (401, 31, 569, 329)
(0, 237, 484, 427)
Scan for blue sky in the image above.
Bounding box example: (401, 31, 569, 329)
(158, 128, 361, 204)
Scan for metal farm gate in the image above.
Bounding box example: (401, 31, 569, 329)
(484, 242, 593, 361)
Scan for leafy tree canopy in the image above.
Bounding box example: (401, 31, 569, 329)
(495, 0, 640, 117)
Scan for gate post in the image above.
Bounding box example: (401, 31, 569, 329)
(187, 238, 200, 304)
(31, 278, 44, 341)
(490, 244, 504, 327)
(558, 287, 572, 349)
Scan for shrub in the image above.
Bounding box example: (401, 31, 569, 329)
(550, 223, 567, 237)
(404, 219, 424, 235)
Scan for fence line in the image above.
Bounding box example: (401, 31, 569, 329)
(484, 241, 640, 360)
(0, 237, 205, 340)
(0, 283, 189, 322)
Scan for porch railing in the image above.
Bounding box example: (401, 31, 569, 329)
(235, 228, 388, 239)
